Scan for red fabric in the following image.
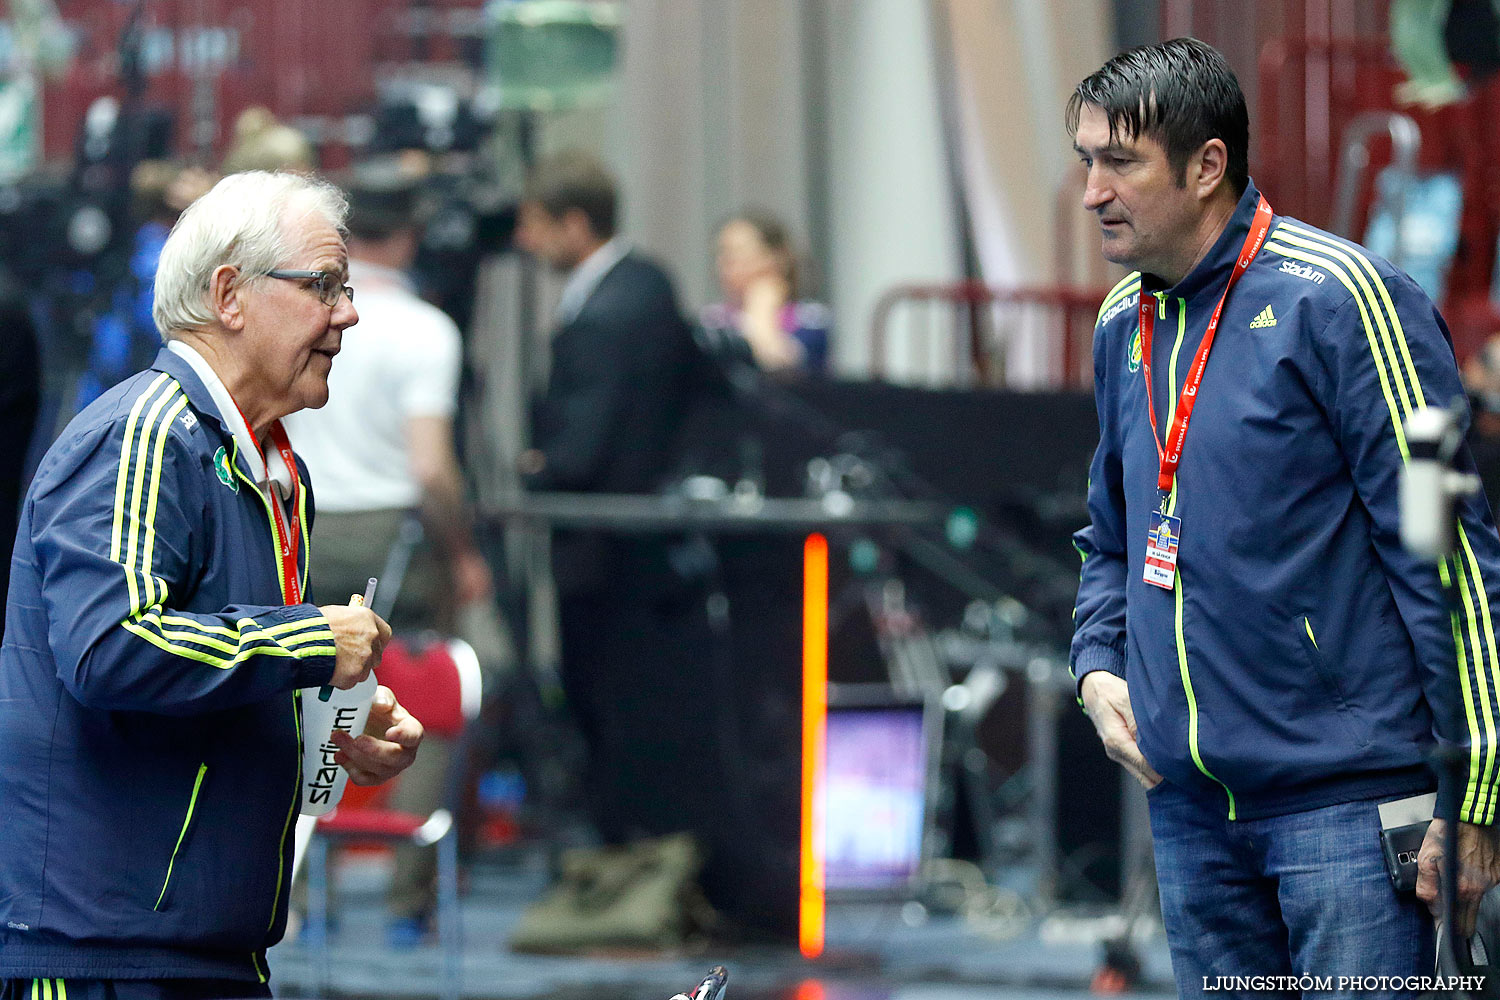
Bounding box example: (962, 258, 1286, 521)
(317, 807, 427, 838)
(336, 780, 386, 811)
(377, 637, 466, 737)
(312, 637, 467, 845)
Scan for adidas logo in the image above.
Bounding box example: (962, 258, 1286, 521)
(1249, 305, 1277, 329)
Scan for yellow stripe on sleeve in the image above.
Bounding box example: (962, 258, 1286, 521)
(1458, 523, 1500, 823)
(1452, 550, 1495, 822)
(122, 619, 336, 669)
(1266, 232, 1496, 821)
(138, 394, 190, 610)
(1273, 225, 1418, 419)
(122, 383, 182, 615)
(109, 375, 174, 600)
(1095, 272, 1142, 324)
(1263, 239, 1409, 455)
(1279, 222, 1426, 410)
(110, 373, 171, 564)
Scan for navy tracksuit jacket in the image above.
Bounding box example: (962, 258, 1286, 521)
(1072, 182, 1500, 824)
(0, 348, 337, 981)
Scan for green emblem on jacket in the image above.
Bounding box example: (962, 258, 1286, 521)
(213, 446, 238, 492)
(1128, 328, 1142, 374)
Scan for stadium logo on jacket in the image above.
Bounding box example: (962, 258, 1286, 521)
(213, 447, 239, 493)
(1278, 259, 1325, 284)
(1128, 329, 1142, 374)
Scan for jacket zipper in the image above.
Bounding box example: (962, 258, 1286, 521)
(155, 763, 208, 910)
(267, 688, 304, 933)
(1161, 295, 1238, 819)
(230, 453, 310, 934)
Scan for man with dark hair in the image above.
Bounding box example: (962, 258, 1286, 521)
(1069, 37, 1500, 990)
(521, 149, 618, 241)
(515, 150, 715, 849)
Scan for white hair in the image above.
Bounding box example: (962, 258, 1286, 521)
(152, 171, 349, 340)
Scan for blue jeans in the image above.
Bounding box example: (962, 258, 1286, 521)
(1148, 782, 1433, 998)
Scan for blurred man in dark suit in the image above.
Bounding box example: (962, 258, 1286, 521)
(515, 150, 716, 848)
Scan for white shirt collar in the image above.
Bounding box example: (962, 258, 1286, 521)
(167, 340, 296, 499)
(557, 236, 629, 325)
(348, 257, 415, 294)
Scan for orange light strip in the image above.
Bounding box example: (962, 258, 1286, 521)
(795, 981, 826, 1000)
(800, 532, 829, 959)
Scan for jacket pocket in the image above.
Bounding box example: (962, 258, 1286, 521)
(154, 762, 208, 911)
(1296, 616, 1372, 750)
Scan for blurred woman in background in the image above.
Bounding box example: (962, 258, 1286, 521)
(701, 210, 830, 375)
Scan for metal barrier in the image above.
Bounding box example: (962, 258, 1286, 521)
(1331, 110, 1421, 265)
(1257, 34, 1500, 355)
(1256, 35, 1397, 229)
(868, 282, 1109, 390)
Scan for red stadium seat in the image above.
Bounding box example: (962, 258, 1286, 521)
(304, 634, 483, 1000)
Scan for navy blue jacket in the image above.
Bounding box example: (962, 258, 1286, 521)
(1072, 182, 1500, 823)
(0, 348, 337, 981)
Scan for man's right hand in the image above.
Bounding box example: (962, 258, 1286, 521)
(1080, 671, 1163, 790)
(319, 602, 392, 689)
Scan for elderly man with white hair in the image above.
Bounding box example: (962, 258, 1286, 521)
(0, 171, 422, 1000)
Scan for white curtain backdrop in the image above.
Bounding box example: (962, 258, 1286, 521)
(945, 0, 1116, 386)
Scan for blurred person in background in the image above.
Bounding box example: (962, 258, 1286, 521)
(0, 273, 40, 643)
(221, 107, 316, 176)
(514, 150, 719, 852)
(283, 157, 493, 947)
(1391, 0, 1500, 108)
(75, 160, 216, 411)
(699, 210, 830, 375)
(0, 170, 420, 999)
(1463, 334, 1500, 435)
(1461, 334, 1500, 515)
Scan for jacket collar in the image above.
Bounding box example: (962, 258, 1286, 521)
(150, 343, 296, 498)
(151, 344, 235, 445)
(1141, 179, 1266, 302)
(557, 237, 629, 325)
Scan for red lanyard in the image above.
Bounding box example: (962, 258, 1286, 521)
(265, 421, 303, 605)
(1139, 195, 1274, 496)
(235, 412, 303, 606)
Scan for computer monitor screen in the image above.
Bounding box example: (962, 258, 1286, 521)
(823, 701, 930, 892)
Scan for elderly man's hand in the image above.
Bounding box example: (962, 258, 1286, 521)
(329, 685, 422, 786)
(1417, 819, 1500, 939)
(1080, 671, 1163, 791)
(319, 602, 392, 689)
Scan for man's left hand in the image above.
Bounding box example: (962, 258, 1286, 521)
(1416, 818, 1500, 939)
(329, 685, 423, 786)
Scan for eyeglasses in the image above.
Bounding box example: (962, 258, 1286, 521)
(264, 269, 355, 307)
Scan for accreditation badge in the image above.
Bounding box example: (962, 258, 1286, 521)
(1143, 511, 1181, 590)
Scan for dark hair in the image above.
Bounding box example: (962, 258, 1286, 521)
(524, 150, 617, 239)
(722, 208, 801, 298)
(342, 158, 423, 241)
(1066, 37, 1249, 196)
